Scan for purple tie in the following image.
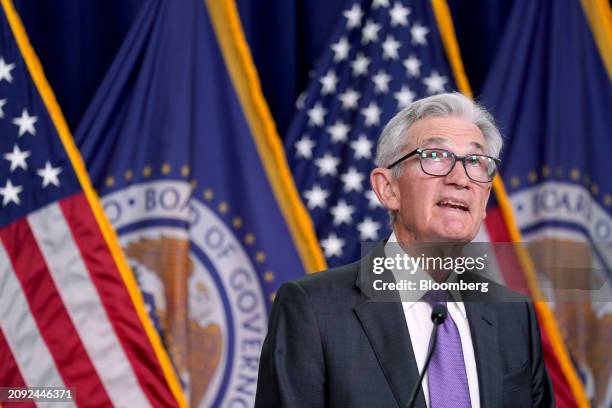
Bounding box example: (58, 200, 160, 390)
(427, 296, 472, 408)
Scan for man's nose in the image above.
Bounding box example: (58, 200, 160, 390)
(444, 160, 470, 188)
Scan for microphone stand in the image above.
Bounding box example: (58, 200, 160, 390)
(407, 304, 447, 408)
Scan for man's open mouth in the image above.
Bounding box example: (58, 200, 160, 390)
(436, 199, 469, 212)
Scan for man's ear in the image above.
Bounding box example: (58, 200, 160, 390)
(370, 168, 400, 211)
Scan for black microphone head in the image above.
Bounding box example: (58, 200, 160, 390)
(431, 304, 448, 325)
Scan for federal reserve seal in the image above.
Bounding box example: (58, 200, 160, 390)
(102, 180, 268, 407)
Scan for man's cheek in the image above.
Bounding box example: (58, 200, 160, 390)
(477, 202, 487, 222)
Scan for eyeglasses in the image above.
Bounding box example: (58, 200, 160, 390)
(387, 148, 501, 183)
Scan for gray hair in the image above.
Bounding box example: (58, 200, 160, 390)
(375, 92, 503, 177)
(373, 92, 503, 224)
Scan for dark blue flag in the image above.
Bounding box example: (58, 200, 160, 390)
(74, 1, 323, 406)
(285, 0, 456, 267)
(480, 1, 611, 406)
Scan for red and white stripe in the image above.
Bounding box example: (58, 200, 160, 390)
(483, 207, 531, 293)
(0, 193, 178, 407)
(0, 242, 73, 408)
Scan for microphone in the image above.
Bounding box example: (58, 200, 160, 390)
(431, 303, 447, 325)
(407, 303, 448, 408)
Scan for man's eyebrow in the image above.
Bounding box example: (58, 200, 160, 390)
(470, 141, 485, 152)
(420, 136, 449, 147)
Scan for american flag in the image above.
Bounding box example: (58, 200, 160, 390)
(0, 2, 182, 406)
(285, 0, 454, 266)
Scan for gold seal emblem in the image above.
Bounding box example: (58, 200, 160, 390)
(125, 236, 222, 406)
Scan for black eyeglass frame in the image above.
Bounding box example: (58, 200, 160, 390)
(386, 148, 501, 183)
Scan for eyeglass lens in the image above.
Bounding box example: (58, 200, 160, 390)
(419, 148, 497, 182)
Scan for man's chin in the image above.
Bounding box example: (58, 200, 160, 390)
(430, 224, 475, 242)
(430, 235, 472, 243)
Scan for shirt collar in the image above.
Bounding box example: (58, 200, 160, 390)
(384, 232, 466, 317)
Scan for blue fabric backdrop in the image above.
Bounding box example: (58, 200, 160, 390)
(14, 0, 513, 135)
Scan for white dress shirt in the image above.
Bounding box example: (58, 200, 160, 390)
(385, 233, 480, 407)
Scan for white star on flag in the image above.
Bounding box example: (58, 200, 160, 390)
(307, 103, 327, 127)
(361, 102, 381, 127)
(339, 88, 360, 110)
(382, 35, 401, 60)
(303, 184, 329, 209)
(389, 3, 411, 27)
(361, 20, 381, 44)
(331, 199, 355, 225)
(36, 161, 62, 188)
(295, 136, 315, 159)
(12, 109, 38, 137)
(340, 167, 365, 192)
(411, 23, 429, 45)
(327, 120, 350, 143)
(394, 85, 416, 109)
(343, 4, 363, 29)
(315, 153, 341, 176)
(372, 70, 391, 93)
(423, 71, 448, 94)
(320, 70, 338, 95)
(351, 53, 370, 76)
(331, 37, 350, 62)
(357, 217, 381, 240)
(0, 98, 7, 118)
(3, 144, 31, 172)
(372, 0, 390, 9)
(0, 179, 23, 206)
(350, 135, 373, 160)
(403, 55, 422, 77)
(0, 57, 15, 82)
(320, 232, 345, 258)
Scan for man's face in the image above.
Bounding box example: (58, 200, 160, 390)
(388, 116, 492, 243)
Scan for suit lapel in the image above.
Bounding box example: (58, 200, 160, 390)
(354, 300, 426, 408)
(464, 301, 502, 408)
(353, 242, 425, 408)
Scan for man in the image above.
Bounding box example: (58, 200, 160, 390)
(255, 93, 554, 407)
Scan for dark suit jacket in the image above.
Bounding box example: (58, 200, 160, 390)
(255, 245, 555, 408)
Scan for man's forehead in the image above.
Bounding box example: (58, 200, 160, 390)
(406, 117, 486, 151)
